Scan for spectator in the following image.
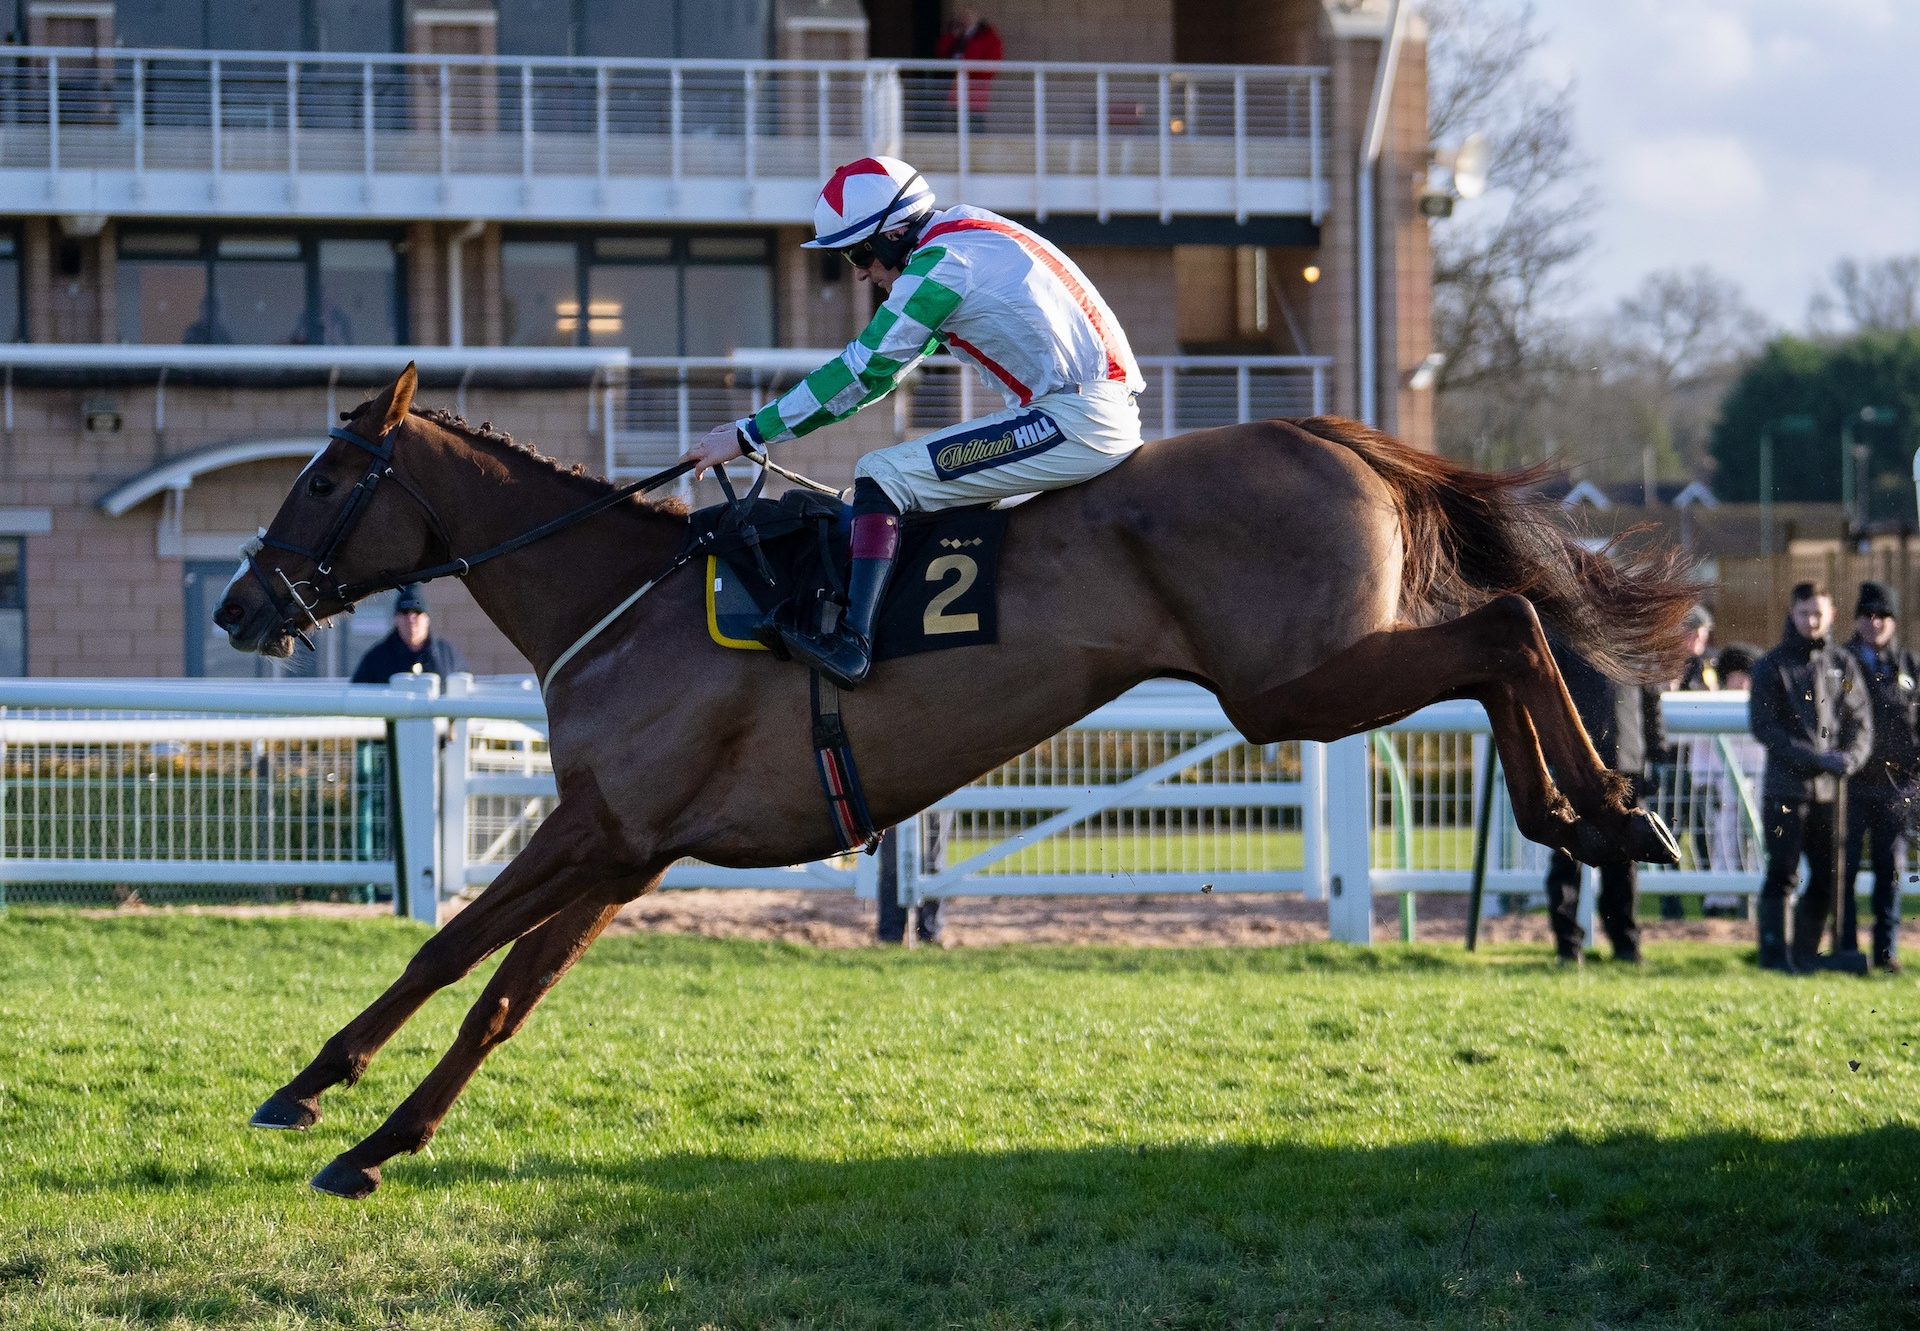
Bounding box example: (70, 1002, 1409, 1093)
(1699, 643, 1763, 911)
(351, 584, 466, 684)
(1656, 604, 1718, 918)
(1748, 582, 1872, 972)
(1677, 604, 1719, 690)
(936, 8, 1002, 131)
(1842, 581, 1918, 973)
(1542, 635, 1664, 966)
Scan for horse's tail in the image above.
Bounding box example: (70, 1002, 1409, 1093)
(1292, 415, 1702, 685)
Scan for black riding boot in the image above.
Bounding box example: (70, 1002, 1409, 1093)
(780, 493, 900, 689)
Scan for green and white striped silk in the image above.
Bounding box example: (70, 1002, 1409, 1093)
(741, 247, 964, 447)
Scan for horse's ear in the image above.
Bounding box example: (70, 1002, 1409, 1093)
(368, 363, 418, 437)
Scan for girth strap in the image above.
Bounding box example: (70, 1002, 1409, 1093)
(810, 670, 882, 855)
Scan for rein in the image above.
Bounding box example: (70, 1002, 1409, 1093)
(245, 421, 696, 650)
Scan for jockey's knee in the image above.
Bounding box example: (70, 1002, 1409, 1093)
(851, 474, 901, 518)
(853, 457, 915, 514)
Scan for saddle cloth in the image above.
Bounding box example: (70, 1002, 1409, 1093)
(692, 491, 1007, 659)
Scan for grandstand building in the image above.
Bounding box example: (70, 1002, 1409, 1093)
(0, 0, 1433, 677)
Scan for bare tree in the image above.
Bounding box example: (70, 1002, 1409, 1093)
(1423, 0, 1596, 459)
(1808, 255, 1920, 335)
(1609, 267, 1767, 489)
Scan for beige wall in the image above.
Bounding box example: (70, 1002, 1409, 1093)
(12, 383, 603, 678)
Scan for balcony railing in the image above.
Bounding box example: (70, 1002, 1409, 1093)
(0, 47, 1326, 224)
(608, 353, 1332, 479)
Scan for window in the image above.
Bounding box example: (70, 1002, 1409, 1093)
(118, 230, 404, 346)
(0, 537, 22, 676)
(501, 232, 773, 356)
(0, 233, 19, 343)
(118, 0, 400, 52)
(496, 0, 769, 58)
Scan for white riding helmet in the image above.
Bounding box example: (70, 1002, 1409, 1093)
(801, 156, 936, 251)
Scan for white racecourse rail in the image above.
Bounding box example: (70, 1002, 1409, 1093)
(0, 676, 1781, 941)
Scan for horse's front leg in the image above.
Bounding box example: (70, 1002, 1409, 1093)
(249, 799, 616, 1133)
(309, 879, 653, 1199)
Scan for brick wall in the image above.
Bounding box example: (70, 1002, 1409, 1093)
(10, 382, 606, 679)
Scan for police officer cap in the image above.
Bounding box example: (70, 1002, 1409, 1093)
(394, 584, 429, 615)
(1855, 581, 1898, 619)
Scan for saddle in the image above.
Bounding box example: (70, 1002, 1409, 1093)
(689, 489, 1006, 661)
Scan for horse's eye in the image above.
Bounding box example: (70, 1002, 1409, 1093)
(307, 474, 335, 498)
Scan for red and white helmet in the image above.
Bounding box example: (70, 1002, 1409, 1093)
(801, 156, 935, 250)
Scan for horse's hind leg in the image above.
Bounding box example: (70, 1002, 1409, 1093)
(1222, 595, 1675, 866)
(308, 882, 649, 1199)
(250, 799, 622, 1133)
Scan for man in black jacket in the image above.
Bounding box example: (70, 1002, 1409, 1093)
(1542, 636, 1666, 965)
(350, 585, 467, 684)
(1748, 581, 1873, 971)
(1842, 581, 1918, 972)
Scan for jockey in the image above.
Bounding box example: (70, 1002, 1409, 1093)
(690, 154, 1146, 689)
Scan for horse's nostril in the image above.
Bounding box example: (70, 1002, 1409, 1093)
(213, 600, 245, 631)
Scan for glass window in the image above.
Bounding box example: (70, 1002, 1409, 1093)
(119, 259, 210, 345)
(501, 241, 579, 348)
(595, 237, 673, 261)
(317, 239, 399, 345)
(587, 265, 679, 354)
(506, 232, 774, 355)
(118, 230, 403, 345)
(0, 537, 22, 677)
(0, 235, 18, 343)
(683, 264, 773, 356)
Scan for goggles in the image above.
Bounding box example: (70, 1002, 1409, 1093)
(840, 240, 879, 269)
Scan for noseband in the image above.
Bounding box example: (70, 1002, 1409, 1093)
(243, 423, 453, 650)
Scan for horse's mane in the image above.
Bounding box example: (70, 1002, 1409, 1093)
(397, 405, 688, 517)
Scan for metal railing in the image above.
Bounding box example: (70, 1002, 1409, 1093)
(609, 353, 1331, 478)
(5, 679, 1851, 943)
(0, 46, 1326, 222)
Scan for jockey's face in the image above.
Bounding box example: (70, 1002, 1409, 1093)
(843, 227, 910, 293)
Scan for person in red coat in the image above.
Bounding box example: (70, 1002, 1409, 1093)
(936, 9, 1003, 130)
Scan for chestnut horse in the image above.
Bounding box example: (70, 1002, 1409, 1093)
(220, 366, 1693, 1198)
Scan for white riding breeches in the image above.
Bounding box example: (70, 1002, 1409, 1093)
(855, 380, 1143, 513)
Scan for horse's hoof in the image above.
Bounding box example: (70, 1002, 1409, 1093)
(310, 1158, 380, 1200)
(250, 1093, 319, 1131)
(1569, 818, 1628, 867)
(1626, 808, 1680, 866)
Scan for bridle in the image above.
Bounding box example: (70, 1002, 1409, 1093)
(240, 418, 697, 651)
(243, 423, 452, 649)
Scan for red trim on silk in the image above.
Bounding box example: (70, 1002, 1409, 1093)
(945, 333, 1033, 406)
(916, 217, 1133, 384)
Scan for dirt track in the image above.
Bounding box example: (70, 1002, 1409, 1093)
(85, 888, 1782, 951)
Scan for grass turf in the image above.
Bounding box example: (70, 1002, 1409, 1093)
(3, 912, 1919, 1329)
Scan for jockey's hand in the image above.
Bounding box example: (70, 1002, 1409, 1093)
(689, 423, 748, 481)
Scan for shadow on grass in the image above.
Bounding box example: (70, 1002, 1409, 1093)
(364, 1130, 1920, 1326)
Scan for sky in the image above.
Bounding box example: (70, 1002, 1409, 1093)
(1515, 0, 1919, 330)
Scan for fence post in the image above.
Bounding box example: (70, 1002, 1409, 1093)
(1299, 740, 1328, 902)
(1325, 732, 1373, 943)
(387, 673, 441, 925)
(438, 673, 473, 914)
